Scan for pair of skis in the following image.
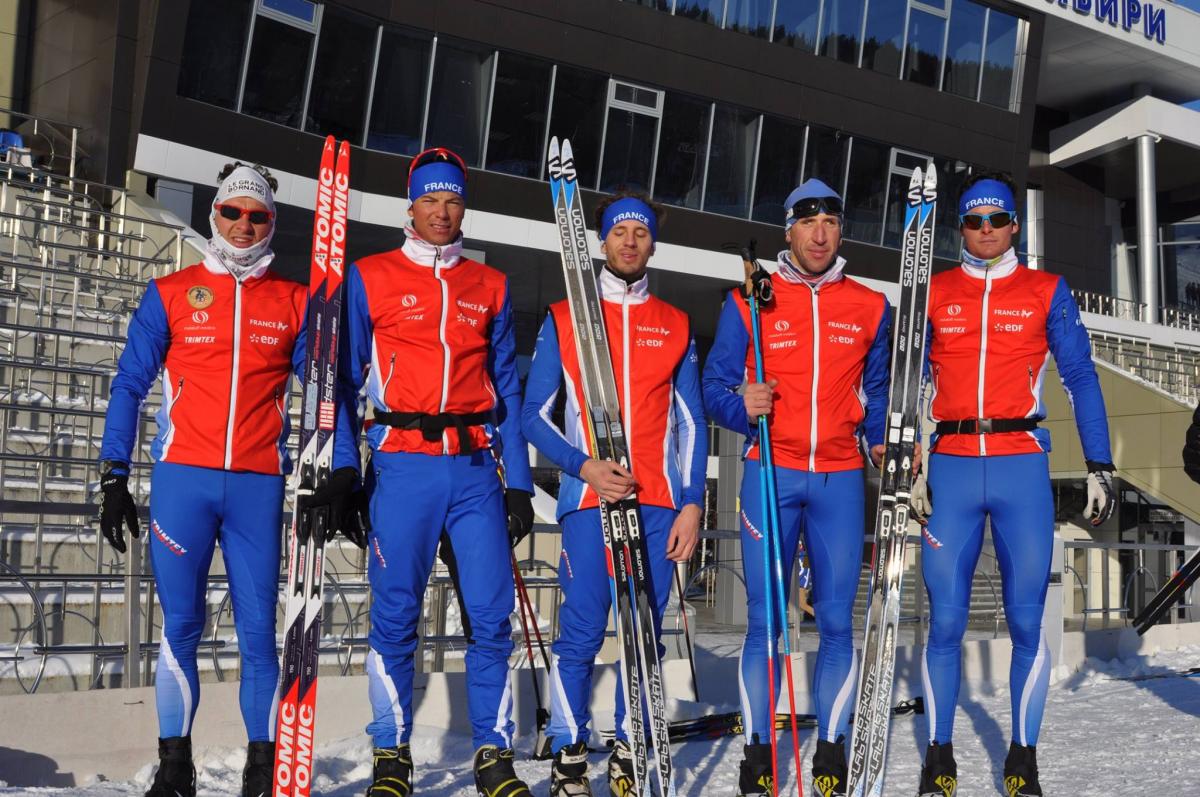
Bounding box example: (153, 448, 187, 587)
(847, 167, 937, 797)
(273, 136, 351, 797)
(1132, 547, 1200, 635)
(546, 137, 676, 797)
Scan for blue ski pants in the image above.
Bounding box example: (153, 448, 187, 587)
(546, 505, 676, 752)
(148, 462, 283, 741)
(739, 460, 865, 744)
(922, 452, 1054, 747)
(364, 450, 516, 749)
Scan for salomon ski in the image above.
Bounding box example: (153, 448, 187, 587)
(546, 137, 676, 797)
(273, 136, 350, 797)
(847, 166, 937, 797)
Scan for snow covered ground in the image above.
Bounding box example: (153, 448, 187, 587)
(2, 645, 1197, 795)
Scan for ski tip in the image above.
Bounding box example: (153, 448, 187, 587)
(338, 139, 350, 159)
(561, 138, 576, 180)
(923, 165, 938, 200)
(907, 167, 924, 208)
(324, 134, 335, 150)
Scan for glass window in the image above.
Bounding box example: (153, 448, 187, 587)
(980, 10, 1019, 109)
(485, 53, 553, 178)
(703, 106, 759, 219)
(861, 0, 906, 76)
(772, 0, 821, 50)
(904, 9, 947, 87)
(425, 39, 495, 166)
(178, 0, 251, 109)
(675, 0, 725, 25)
(366, 28, 432, 156)
(623, 0, 673, 9)
(942, 0, 986, 100)
(751, 116, 804, 224)
(600, 110, 659, 193)
(932, 157, 971, 259)
(653, 93, 711, 210)
(803, 124, 848, 192)
(548, 67, 609, 190)
(241, 15, 314, 128)
(820, 0, 866, 64)
(263, 0, 316, 24)
(305, 8, 376, 141)
(725, 0, 773, 38)
(843, 137, 890, 244)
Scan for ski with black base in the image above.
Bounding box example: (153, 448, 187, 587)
(546, 137, 676, 797)
(847, 166, 937, 797)
(273, 136, 350, 797)
(1132, 547, 1200, 635)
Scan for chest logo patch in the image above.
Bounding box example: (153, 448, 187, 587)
(187, 286, 215, 309)
(774, 319, 790, 333)
(947, 304, 961, 316)
(402, 294, 418, 308)
(191, 310, 209, 325)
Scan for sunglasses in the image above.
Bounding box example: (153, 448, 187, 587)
(960, 210, 1014, 230)
(407, 147, 469, 182)
(787, 196, 843, 222)
(215, 204, 274, 225)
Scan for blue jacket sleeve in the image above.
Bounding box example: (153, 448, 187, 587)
(861, 299, 892, 449)
(101, 281, 170, 464)
(332, 265, 372, 473)
(674, 334, 708, 508)
(1047, 277, 1113, 467)
(701, 292, 754, 438)
(488, 282, 534, 493)
(520, 313, 591, 478)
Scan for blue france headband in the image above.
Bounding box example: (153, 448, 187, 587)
(959, 179, 1016, 217)
(784, 178, 842, 229)
(600, 197, 658, 242)
(409, 161, 467, 202)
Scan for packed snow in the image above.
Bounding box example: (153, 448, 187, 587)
(1, 645, 1197, 795)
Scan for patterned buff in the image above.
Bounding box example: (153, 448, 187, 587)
(600, 196, 658, 242)
(207, 166, 276, 277)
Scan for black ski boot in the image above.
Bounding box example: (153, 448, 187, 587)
(607, 739, 635, 797)
(1003, 742, 1042, 797)
(145, 736, 196, 797)
(365, 745, 412, 796)
(737, 741, 774, 797)
(473, 744, 532, 797)
(811, 735, 848, 797)
(241, 741, 274, 797)
(550, 740, 592, 797)
(917, 741, 957, 797)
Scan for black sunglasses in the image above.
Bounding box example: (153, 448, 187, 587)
(960, 210, 1014, 230)
(787, 196, 844, 223)
(215, 204, 273, 225)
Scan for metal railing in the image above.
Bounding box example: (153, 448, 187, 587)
(1063, 539, 1197, 630)
(1073, 289, 1146, 323)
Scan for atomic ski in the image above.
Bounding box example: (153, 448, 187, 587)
(1132, 547, 1200, 635)
(546, 137, 676, 797)
(847, 166, 937, 797)
(273, 136, 350, 797)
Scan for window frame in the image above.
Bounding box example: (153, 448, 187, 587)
(234, 0, 323, 125)
(596, 79, 666, 193)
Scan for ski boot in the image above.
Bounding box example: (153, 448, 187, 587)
(365, 744, 413, 796)
(241, 741, 274, 797)
(811, 735, 848, 797)
(1003, 742, 1042, 796)
(473, 744, 533, 797)
(736, 741, 774, 797)
(550, 740, 592, 796)
(608, 739, 635, 797)
(145, 736, 197, 797)
(917, 741, 957, 797)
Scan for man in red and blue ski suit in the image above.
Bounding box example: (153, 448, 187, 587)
(98, 164, 362, 797)
(703, 180, 891, 797)
(913, 172, 1116, 797)
(333, 148, 536, 796)
(521, 193, 707, 796)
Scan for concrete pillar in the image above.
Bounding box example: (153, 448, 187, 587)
(1135, 134, 1160, 324)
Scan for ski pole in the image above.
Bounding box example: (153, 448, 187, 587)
(743, 243, 805, 797)
(511, 553, 552, 756)
(674, 563, 700, 702)
(742, 245, 781, 797)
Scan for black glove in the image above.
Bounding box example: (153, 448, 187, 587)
(506, 488, 535, 548)
(341, 488, 371, 549)
(98, 462, 140, 553)
(298, 466, 360, 544)
(1184, 404, 1200, 485)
